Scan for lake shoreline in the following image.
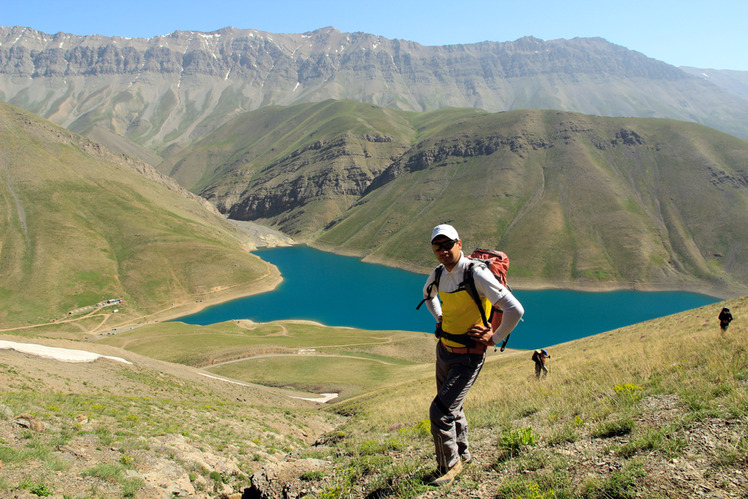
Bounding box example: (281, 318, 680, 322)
(151, 243, 733, 328)
(153, 246, 722, 353)
(309, 242, 736, 300)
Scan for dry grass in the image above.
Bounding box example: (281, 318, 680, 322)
(1, 296, 744, 497)
(300, 297, 748, 498)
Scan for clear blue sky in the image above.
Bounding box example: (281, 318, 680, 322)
(2, 0, 746, 71)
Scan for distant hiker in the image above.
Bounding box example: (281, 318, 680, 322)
(421, 224, 524, 487)
(531, 349, 550, 379)
(719, 307, 733, 332)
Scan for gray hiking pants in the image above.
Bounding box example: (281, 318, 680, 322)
(430, 341, 485, 470)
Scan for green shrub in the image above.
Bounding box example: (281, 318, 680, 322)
(121, 477, 145, 498)
(412, 419, 430, 437)
(300, 470, 325, 481)
(581, 460, 645, 498)
(613, 384, 643, 406)
(546, 425, 579, 446)
(496, 478, 558, 499)
(27, 481, 54, 497)
(358, 437, 403, 456)
(618, 426, 686, 459)
(499, 427, 538, 458)
(82, 463, 125, 482)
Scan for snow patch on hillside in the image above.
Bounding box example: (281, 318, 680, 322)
(0, 340, 131, 364)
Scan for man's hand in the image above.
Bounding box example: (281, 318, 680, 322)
(467, 324, 494, 346)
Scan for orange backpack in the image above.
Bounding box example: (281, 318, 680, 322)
(418, 248, 513, 351)
(465, 249, 512, 350)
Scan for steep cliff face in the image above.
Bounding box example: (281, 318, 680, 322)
(179, 100, 419, 235)
(219, 136, 390, 220)
(0, 27, 684, 80)
(2, 25, 748, 156)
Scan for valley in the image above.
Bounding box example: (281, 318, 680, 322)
(1, 23, 747, 498)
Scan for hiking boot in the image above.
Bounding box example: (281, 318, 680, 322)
(427, 459, 463, 487)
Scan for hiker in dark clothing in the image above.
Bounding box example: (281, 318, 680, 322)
(719, 307, 733, 332)
(421, 224, 524, 487)
(531, 349, 550, 379)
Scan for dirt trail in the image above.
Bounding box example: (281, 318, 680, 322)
(209, 351, 398, 368)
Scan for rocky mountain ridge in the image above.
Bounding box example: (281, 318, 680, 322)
(0, 26, 687, 80)
(2, 25, 748, 156)
(680, 66, 748, 101)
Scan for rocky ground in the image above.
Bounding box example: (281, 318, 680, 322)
(0, 339, 339, 499)
(2, 301, 746, 498)
(3, 395, 746, 498)
(246, 393, 747, 498)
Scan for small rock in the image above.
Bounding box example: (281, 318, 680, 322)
(14, 414, 45, 432)
(248, 459, 331, 499)
(56, 445, 85, 458)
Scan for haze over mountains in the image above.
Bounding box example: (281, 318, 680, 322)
(2, 25, 748, 161)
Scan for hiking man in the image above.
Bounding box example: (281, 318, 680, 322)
(719, 307, 733, 332)
(421, 224, 524, 486)
(531, 349, 550, 379)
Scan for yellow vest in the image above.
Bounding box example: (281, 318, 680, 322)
(440, 287, 492, 348)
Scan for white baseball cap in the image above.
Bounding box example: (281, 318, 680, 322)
(431, 224, 460, 242)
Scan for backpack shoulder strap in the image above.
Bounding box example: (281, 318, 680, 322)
(464, 260, 512, 352)
(463, 261, 489, 328)
(416, 264, 444, 310)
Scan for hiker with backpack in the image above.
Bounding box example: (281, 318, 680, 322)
(419, 224, 524, 487)
(531, 349, 550, 379)
(719, 307, 733, 332)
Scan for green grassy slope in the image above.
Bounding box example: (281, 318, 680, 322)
(290, 296, 748, 498)
(158, 101, 485, 236)
(0, 103, 278, 329)
(161, 102, 748, 295)
(0, 334, 343, 496)
(95, 296, 747, 499)
(318, 110, 748, 294)
(158, 100, 423, 191)
(98, 320, 435, 400)
(3, 296, 743, 497)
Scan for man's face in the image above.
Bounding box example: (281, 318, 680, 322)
(432, 236, 461, 269)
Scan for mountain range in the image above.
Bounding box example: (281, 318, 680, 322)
(1, 25, 747, 309)
(2, 25, 748, 162)
(1, 25, 747, 498)
(158, 100, 748, 296)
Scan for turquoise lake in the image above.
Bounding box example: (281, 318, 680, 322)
(175, 246, 721, 350)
